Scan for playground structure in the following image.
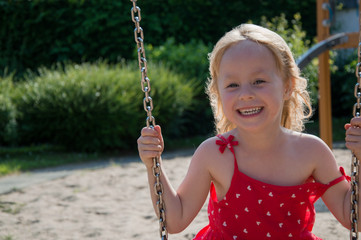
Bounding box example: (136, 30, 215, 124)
(298, 0, 359, 148)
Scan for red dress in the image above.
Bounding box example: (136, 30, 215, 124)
(194, 135, 349, 240)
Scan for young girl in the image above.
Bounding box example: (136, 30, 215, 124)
(137, 24, 361, 239)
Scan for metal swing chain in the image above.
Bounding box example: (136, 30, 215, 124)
(130, 1, 168, 239)
(350, 11, 361, 240)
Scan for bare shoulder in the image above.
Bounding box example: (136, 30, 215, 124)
(285, 130, 341, 183)
(194, 132, 235, 160)
(192, 135, 222, 164)
(191, 134, 234, 180)
(285, 130, 331, 156)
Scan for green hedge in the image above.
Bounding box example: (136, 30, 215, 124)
(1, 0, 316, 78)
(146, 38, 211, 82)
(331, 50, 358, 118)
(145, 38, 214, 135)
(1, 0, 132, 78)
(144, 0, 317, 44)
(3, 62, 197, 151)
(0, 77, 17, 146)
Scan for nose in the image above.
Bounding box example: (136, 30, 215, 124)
(238, 85, 255, 101)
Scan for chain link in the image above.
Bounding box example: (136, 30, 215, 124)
(350, 21, 361, 239)
(351, 152, 360, 240)
(130, 1, 168, 239)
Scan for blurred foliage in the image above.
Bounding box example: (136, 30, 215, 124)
(1, 61, 197, 151)
(139, 0, 316, 46)
(0, 76, 17, 146)
(145, 38, 211, 82)
(0, 0, 316, 79)
(0, 0, 131, 79)
(331, 49, 358, 118)
(145, 38, 214, 135)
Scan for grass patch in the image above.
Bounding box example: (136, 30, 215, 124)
(1, 235, 15, 240)
(0, 145, 100, 176)
(0, 135, 208, 176)
(0, 201, 24, 215)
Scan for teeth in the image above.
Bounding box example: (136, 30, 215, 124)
(239, 107, 262, 115)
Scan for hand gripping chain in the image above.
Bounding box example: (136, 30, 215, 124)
(130, 1, 168, 239)
(350, 15, 361, 240)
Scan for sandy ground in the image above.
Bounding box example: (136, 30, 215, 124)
(0, 147, 354, 240)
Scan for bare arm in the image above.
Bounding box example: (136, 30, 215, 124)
(137, 126, 212, 233)
(344, 117, 361, 231)
(313, 117, 361, 231)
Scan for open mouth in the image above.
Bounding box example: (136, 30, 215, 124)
(238, 107, 263, 116)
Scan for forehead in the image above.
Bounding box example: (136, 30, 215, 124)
(220, 40, 277, 69)
(218, 40, 283, 82)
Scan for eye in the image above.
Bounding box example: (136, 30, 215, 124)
(254, 79, 266, 85)
(227, 83, 239, 88)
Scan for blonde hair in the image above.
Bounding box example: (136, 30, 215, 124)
(207, 23, 312, 134)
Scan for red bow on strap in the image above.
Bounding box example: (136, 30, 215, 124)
(339, 166, 351, 182)
(216, 135, 238, 154)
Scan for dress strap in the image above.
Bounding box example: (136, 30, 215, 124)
(216, 134, 239, 171)
(327, 166, 351, 187)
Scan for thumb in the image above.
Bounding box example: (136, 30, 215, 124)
(154, 125, 162, 136)
(154, 125, 164, 144)
(345, 123, 351, 130)
(154, 125, 164, 151)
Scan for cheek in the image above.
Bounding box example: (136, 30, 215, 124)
(220, 91, 234, 105)
(219, 92, 233, 114)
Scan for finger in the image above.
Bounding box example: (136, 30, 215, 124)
(346, 126, 361, 136)
(154, 125, 164, 147)
(345, 123, 351, 130)
(139, 150, 161, 164)
(154, 125, 162, 138)
(141, 126, 159, 137)
(137, 143, 162, 161)
(350, 117, 361, 128)
(138, 135, 161, 145)
(139, 148, 162, 159)
(345, 141, 361, 154)
(345, 141, 356, 151)
(138, 143, 163, 159)
(345, 134, 361, 143)
(137, 137, 162, 149)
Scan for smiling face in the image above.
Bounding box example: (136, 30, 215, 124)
(217, 40, 289, 133)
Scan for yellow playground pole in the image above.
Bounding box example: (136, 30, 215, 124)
(317, 0, 333, 148)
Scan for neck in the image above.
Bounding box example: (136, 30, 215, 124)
(232, 126, 287, 152)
